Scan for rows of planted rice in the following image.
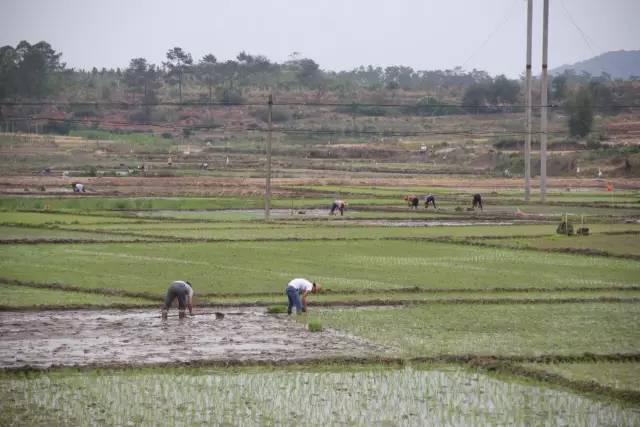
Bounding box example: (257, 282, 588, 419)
(1, 366, 638, 426)
(0, 184, 638, 422)
(310, 303, 640, 357)
(1, 284, 154, 308)
(482, 233, 640, 257)
(0, 240, 638, 295)
(519, 361, 640, 392)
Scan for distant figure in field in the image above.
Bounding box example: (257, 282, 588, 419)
(330, 200, 346, 216)
(424, 194, 436, 209)
(285, 278, 320, 315)
(161, 280, 194, 320)
(71, 183, 85, 193)
(472, 193, 483, 211)
(405, 195, 419, 210)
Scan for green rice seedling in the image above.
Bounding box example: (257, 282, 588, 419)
(266, 305, 286, 314)
(4, 366, 639, 425)
(308, 319, 323, 332)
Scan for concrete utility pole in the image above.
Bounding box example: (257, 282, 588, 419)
(524, 0, 533, 202)
(265, 94, 273, 221)
(540, 0, 550, 202)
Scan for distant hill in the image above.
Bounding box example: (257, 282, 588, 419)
(550, 50, 640, 79)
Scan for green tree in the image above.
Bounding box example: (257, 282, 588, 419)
(567, 86, 593, 137)
(197, 54, 217, 102)
(551, 74, 568, 101)
(3, 41, 64, 99)
(124, 57, 149, 100)
(295, 58, 322, 88)
(462, 84, 488, 110)
(123, 58, 161, 109)
(589, 80, 614, 113)
(489, 75, 520, 104)
(0, 46, 19, 99)
(163, 47, 193, 102)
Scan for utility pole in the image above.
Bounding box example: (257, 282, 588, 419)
(524, 0, 533, 202)
(265, 94, 273, 221)
(540, 0, 550, 202)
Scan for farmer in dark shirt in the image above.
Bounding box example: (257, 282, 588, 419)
(424, 194, 436, 209)
(472, 193, 483, 211)
(405, 195, 419, 210)
(161, 280, 194, 319)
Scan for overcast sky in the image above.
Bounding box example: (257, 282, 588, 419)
(1, 0, 638, 77)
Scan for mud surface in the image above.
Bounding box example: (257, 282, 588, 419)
(139, 208, 329, 218)
(0, 309, 385, 369)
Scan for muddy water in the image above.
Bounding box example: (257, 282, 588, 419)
(139, 208, 332, 218)
(0, 309, 384, 369)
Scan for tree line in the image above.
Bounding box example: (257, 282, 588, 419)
(0, 40, 636, 138)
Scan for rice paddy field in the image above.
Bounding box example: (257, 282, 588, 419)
(0, 178, 639, 426)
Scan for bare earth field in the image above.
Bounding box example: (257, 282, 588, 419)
(2, 175, 640, 196)
(0, 308, 384, 369)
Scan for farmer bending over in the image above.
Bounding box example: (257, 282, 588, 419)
(472, 193, 483, 211)
(424, 194, 436, 209)
(162, 280, 194, 319)
(71, 182, 85, 193)
(405, 195, 419, 210)
(330, 200, 346, 216)
(285, 278, 320, 315)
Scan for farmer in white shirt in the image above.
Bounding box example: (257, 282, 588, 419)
(161, 280, 194, 319)
(330, 200, 346, 216)
(285, 278, 320, 315)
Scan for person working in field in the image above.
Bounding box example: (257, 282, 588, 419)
(285, 278, 320, 315)
(472, 193, 483, 211)
(161, 280, 194, 319)
(71, 182, 85, 193)
(424, 194, 436, 209)
(330, 200, 346, 216)
(405, 195, 419, 209)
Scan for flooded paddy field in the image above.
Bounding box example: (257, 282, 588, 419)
(0, 182, 639, 424)
(0, 309, 383, 369)
(2, 365, 639, 426)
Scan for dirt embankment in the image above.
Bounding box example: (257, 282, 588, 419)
(2, 175, 640, 196)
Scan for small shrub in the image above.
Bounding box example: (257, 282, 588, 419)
(308, 319, 323, 332)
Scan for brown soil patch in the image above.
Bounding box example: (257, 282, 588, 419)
(0, 309, 385, 369)
(2, 175, 640, 196)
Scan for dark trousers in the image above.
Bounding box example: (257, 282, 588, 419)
(164, 282, 189, 310)
(286, 286, 302, 314)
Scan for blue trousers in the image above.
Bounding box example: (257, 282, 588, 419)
(286, 286, 302, 314)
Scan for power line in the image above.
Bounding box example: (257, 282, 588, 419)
(559, 0, 600, 56)
(0, 100, 637, 109)
(460, 0, 520, 70)
(277, 128, 567, 137)
(558, 0, 626, 79)
(1, 115, 569, 139)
